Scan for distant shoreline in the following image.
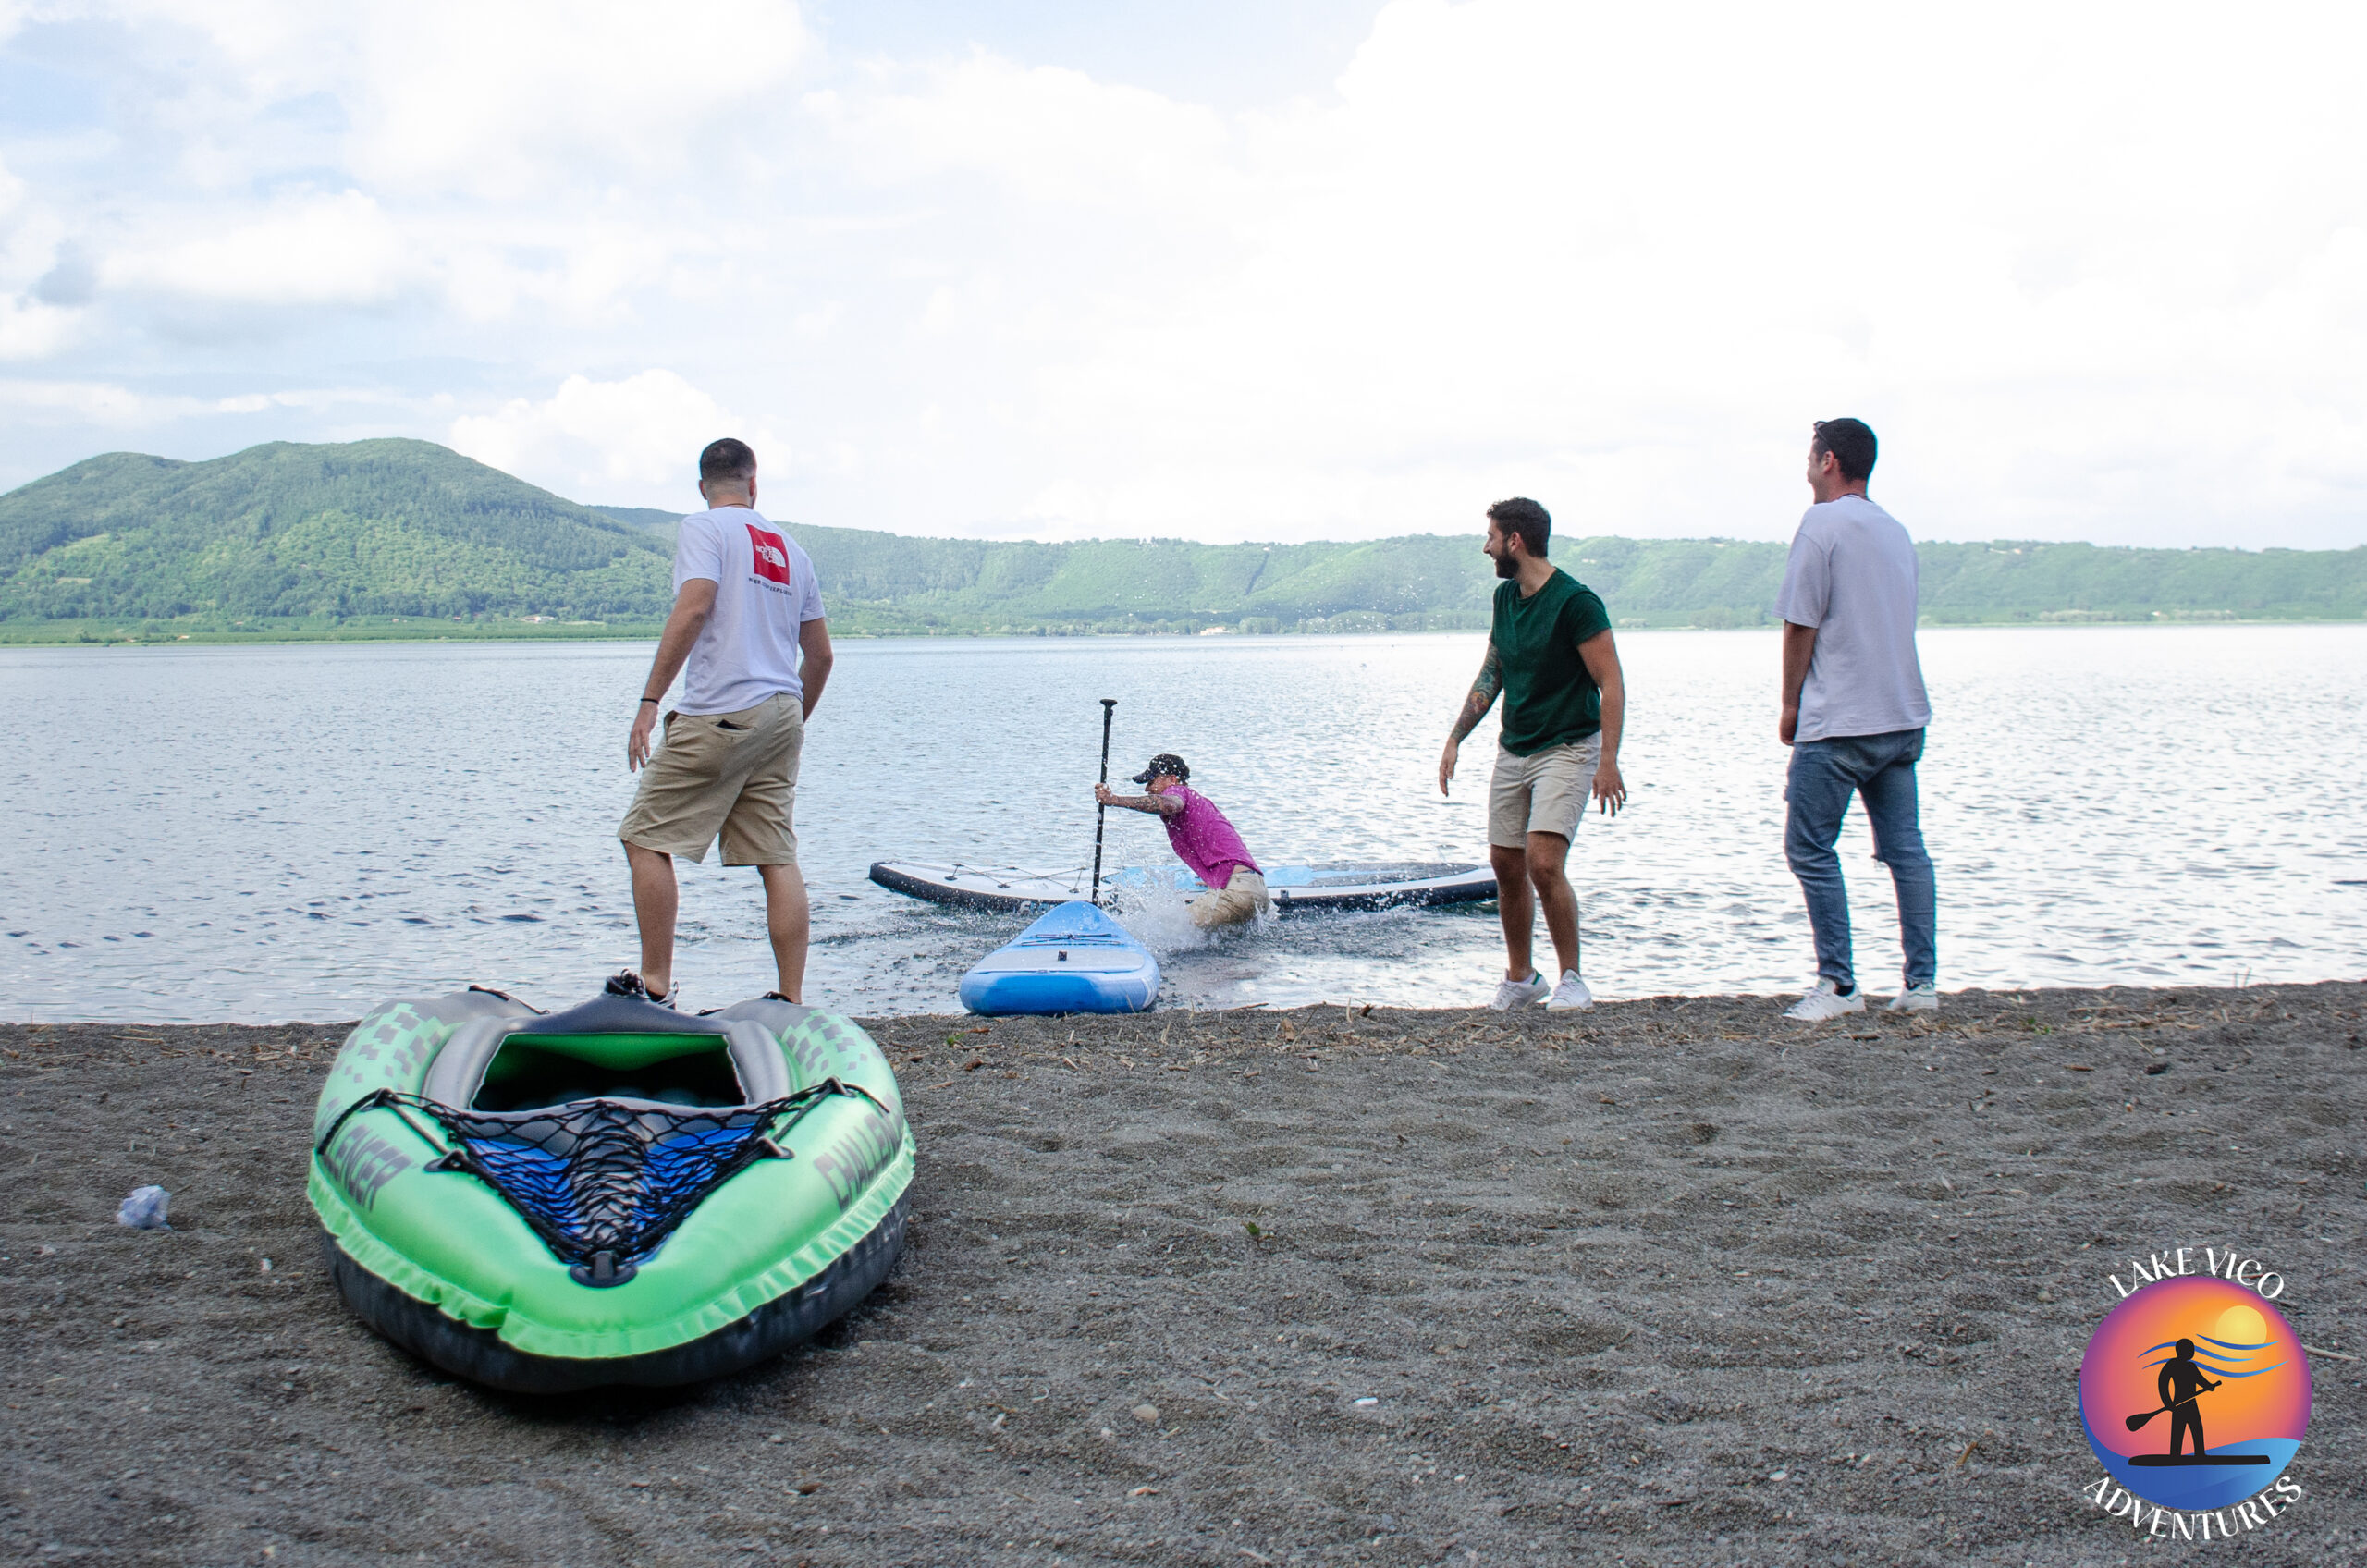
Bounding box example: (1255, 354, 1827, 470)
(5, 613, 2363, 648)
(12, 443, 2361, 638)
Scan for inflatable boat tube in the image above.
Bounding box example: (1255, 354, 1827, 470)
(307, 987, 914, 1392)
(959, 900, 1159, 1014)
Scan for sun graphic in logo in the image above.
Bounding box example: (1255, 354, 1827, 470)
(2079, 1275, 2311, 1513)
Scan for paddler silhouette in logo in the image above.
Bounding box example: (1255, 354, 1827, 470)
(2126, 1338, 2246, 1465)
(2079, 1275, 2308, 1512)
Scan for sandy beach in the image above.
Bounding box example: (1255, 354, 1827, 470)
(4, 983, 2362, 1566)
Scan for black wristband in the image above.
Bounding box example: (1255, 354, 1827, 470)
(639, 697, 660, 705)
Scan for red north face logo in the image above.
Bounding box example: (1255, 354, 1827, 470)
(747, 524, 793, 585)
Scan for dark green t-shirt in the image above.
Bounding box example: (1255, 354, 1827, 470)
(1490, 569, 1613, 755)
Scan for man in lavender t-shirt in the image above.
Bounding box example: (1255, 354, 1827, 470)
(1094, 752, 1271, 927)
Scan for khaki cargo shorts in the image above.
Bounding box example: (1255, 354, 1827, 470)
(619, 692, 803, 866)
(1488, 734, 1600, 850)
(1188, 867, 1270, 929)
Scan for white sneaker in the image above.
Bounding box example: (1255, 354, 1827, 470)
(1547, 971, 1594, 1011)
(1784, 979, 1866, 1022)
(1490, 971, 1551, 1011)
(1886, 983, 1939, 1013)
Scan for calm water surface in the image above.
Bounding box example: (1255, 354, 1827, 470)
(3, 627, 2362, 1022)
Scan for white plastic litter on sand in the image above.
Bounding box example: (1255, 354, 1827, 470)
(116, 1185, 170, 1229)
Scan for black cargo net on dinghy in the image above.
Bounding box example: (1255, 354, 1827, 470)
(317, 1080, 887, 1287)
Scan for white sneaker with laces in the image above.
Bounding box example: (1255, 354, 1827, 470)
(1490, 971, 1551, 1011)
(1885, 983, 1939, 1013)
(1784, 979, 1866, 1022)
(1547, 970, 1594, 1011)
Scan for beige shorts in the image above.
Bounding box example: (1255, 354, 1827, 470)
(1488, 735, 1600, 850)
(619, 692, 803, 866)
(1188, 867, 1270, 928)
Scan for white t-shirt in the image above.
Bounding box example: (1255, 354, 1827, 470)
(1774, 494, 1931, 743)
(669, 507, 826, 716)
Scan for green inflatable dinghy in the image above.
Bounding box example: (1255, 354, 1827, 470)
(308, 987, 913, 1392)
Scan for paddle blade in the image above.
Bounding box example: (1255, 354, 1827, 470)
(2124, 1408, 2161, 1432)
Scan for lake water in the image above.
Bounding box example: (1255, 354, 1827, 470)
(3, 627, 2362, 1023)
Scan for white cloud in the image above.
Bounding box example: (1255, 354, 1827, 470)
(0, 296, 78, 360)
(26, 0, 805, 327)
(812, 0, 2367, 545)
(106, 190, 410, 305)
(0, 377, 408, 423)
(448, 370, 776, 504)
(2, 0, 2363, 545)
(210, 386, 401, 414)
(92, 0, 808, 193)
(812, 53, 1236, 214)
(0, 377, 194, 422)
(347, 0, 809, 197)
(0, 154, 79, 359)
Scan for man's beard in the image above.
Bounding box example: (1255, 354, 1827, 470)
(1493, 552, 1520, 579)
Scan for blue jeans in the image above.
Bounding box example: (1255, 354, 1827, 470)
(1785, 729, 1936, 991)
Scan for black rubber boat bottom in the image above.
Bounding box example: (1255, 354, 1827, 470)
(320, 1193, 908, 1393)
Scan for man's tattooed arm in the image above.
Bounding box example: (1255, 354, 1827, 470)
(1438, 642, 1501, 796)
(1095, 786, 1185, 817)
(1450, 642, 1504, 742)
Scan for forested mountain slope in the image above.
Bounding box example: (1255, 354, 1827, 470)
(0, 440, 2355, 638)
(1, 440, 668, 622)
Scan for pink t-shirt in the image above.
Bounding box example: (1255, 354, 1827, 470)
(1159, 786, 1260, 889)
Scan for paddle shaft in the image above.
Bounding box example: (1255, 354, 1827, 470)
(2127, 1380, 2222, 1431)
(1090, 699, 1117, 905)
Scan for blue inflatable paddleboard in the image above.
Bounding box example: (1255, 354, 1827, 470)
(959, 900, 1159, 1015)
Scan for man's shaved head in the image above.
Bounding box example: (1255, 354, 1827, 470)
(700, 438, 757, 489)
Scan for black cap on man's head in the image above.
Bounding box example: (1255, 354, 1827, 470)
(1131, 753, 1189, 784)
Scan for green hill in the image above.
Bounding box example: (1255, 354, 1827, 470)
(0, 439, 2360, 642)
(0, 440, 669, 630)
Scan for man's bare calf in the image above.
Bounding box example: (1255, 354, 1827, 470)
(1490, 830, 1578, 983)
(625, 844, 809, 1004)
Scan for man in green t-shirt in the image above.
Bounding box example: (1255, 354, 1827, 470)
(1437, 497, 1626, 1011)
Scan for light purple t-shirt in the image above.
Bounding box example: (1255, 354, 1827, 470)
(1774, 495, 1931, 743)
(1159, 786, 1260, 889)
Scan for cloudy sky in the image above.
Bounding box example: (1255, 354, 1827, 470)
(0, 0, 2360, 548)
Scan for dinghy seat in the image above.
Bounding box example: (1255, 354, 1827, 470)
(423, 993, 795, 1110)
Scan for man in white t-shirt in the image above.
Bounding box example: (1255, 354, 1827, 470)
(1774, 417, 1937, 1022)
(614, 438, 832, 1007)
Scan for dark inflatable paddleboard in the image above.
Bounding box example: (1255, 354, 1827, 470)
(873, 860, 1494, 915)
